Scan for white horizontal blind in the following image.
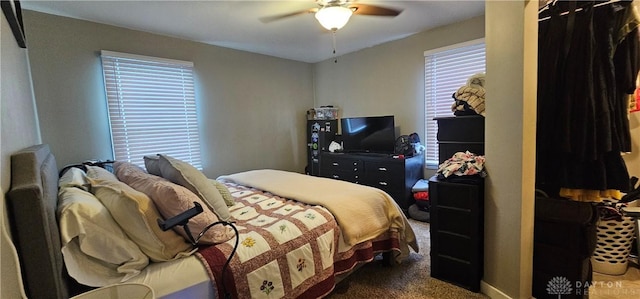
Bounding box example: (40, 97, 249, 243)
(424, 41, 485, 168)
(101, 50, 202, 169)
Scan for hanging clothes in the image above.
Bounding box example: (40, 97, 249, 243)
(536, 0, 640, 201)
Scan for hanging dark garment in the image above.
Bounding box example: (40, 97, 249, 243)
(612, 4, 640, 153)
(536, 0, 639, 197)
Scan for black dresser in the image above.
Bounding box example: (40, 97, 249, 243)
(318, 152, 424, 212)
(434, 115, 484, 161)
(430, 115, 485, 292)
(429, 175, 484, 292)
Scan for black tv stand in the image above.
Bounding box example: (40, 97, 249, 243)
(318, 151, 424, 212)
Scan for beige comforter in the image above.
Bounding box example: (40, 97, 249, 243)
(218, 169, 418, 258)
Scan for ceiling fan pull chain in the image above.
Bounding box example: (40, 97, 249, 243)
(332, 30, 338, 63)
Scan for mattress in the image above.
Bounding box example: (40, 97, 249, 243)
(126, 255, 215, 299)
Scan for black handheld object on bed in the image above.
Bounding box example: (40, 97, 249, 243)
(157, 202, 204, 232)
(59, 159, 115, 177)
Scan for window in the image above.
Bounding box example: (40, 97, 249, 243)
(424, 40, 485, 168)
(101, 50, 202, 169)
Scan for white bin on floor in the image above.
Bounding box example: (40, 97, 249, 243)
(591, 200, 638, 275)
(71, 283, 155, 299)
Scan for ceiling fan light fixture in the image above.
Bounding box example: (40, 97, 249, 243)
(315, 6, 353, 31)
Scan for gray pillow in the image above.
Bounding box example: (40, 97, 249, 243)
(143, 155, 161, 176)
(157, 155, 230, 221)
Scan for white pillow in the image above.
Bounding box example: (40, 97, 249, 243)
(158, 155, 230, 221)
(59, 167, 90, 191)
(86, 165, 118, 181)
(57, 186, 149, 286)
(88, 177, 193, 262)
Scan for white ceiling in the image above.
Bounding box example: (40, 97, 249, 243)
(21, 0, 485, 63)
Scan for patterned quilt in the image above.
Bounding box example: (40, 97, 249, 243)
(196, 182, 401, 299)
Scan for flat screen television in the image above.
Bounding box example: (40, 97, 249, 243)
(341, 115, 395, 154)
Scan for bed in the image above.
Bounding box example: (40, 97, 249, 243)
(6, 144, 418, 299)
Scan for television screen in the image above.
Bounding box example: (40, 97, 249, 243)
(341, 115, 395, 154)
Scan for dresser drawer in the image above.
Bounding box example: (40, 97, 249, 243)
(321, 156, 362, 172)
(363, 161, 403, 189)
(429, 179, 479, 210)
(435, 231, 471, 261)
(431, 254, 478, 292)
(434, 208, 472, 236)
(435, 115, 485, 142)
(320, 171, 361, 184)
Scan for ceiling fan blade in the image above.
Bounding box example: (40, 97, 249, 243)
(260, 8, 318, 23)
(350, 3, 402, 16)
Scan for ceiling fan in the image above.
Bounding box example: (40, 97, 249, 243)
(261, 0, 403, 31)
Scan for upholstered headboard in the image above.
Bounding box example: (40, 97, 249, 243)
(6, 144, 77, 298)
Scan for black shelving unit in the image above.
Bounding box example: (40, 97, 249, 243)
(429, 115, 485, 292)
(429, 175, 484, 292)
(306, 119, 337, 176)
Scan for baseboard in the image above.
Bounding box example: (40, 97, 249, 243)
(480, 280, 513, 299)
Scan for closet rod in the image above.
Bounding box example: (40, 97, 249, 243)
(538, 0, 623, 22)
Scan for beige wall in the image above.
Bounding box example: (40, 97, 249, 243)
(1, 9, 41, 299)
(624, 112, 640, 178)
(22, 11, 314, 178)
(483, 1, 537, 298)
